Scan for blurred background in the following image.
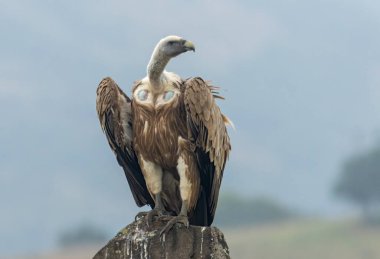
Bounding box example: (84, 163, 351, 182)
(1, 0, 380, 258)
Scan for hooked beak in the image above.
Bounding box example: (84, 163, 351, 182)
(183, 40, 195, 52)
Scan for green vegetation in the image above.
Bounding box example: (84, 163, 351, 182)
(334, 143, 380, 221)
(215, 192, 295, 227)
(225, 219, 380, 259)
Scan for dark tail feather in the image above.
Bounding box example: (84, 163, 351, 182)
(189, 188, 212, 226)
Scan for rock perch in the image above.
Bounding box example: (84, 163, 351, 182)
(93, 216, 230, 259)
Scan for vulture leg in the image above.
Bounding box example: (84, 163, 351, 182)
(137, 156, 170, 226)
(145, 193, 171, 225)
(160, 138, 199, 235)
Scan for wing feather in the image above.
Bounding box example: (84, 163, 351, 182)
(96, 77, 154, 207)
(183, 77, 231, 225)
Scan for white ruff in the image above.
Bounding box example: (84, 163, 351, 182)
(133, 72, 181, 108)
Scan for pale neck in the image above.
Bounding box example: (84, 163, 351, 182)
(147, 48, 171, 90)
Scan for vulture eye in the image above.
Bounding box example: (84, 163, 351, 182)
(168, 41, 175, 45)
(137, 89, 148, 101)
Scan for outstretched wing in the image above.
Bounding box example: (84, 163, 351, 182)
(183, 77, 231, 225)
(96, 77, 154, 207)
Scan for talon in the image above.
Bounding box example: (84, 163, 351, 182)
(159, 215, 189, 236)
(146, 208, 169, 226)
(159, 214, 174, 221)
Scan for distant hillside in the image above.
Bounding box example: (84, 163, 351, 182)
(224, 219, 380, 259)
(10, 245, 100, 259)
(215, 193, 296, 226)
(11, 219, 380, 259)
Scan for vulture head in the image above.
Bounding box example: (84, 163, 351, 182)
(158, 35, 195, 58)
(147, 35, 195, 90)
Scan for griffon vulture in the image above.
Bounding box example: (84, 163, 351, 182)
(96, 35, 231, 233)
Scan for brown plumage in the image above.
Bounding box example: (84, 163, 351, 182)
(96, 36, 231, 229)
(96, 78, 154, 207)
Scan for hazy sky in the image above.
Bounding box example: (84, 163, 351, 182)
(1, 0, 380, 255)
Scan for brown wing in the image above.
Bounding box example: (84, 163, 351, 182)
(183, 77, 231, 225)
(96, 77, 154, 208)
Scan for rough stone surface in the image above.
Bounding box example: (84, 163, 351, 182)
(93, 216, 230, 259)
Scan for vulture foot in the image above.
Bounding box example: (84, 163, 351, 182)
(136, 208, 171, 226)
(159, 214, 189, 236)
